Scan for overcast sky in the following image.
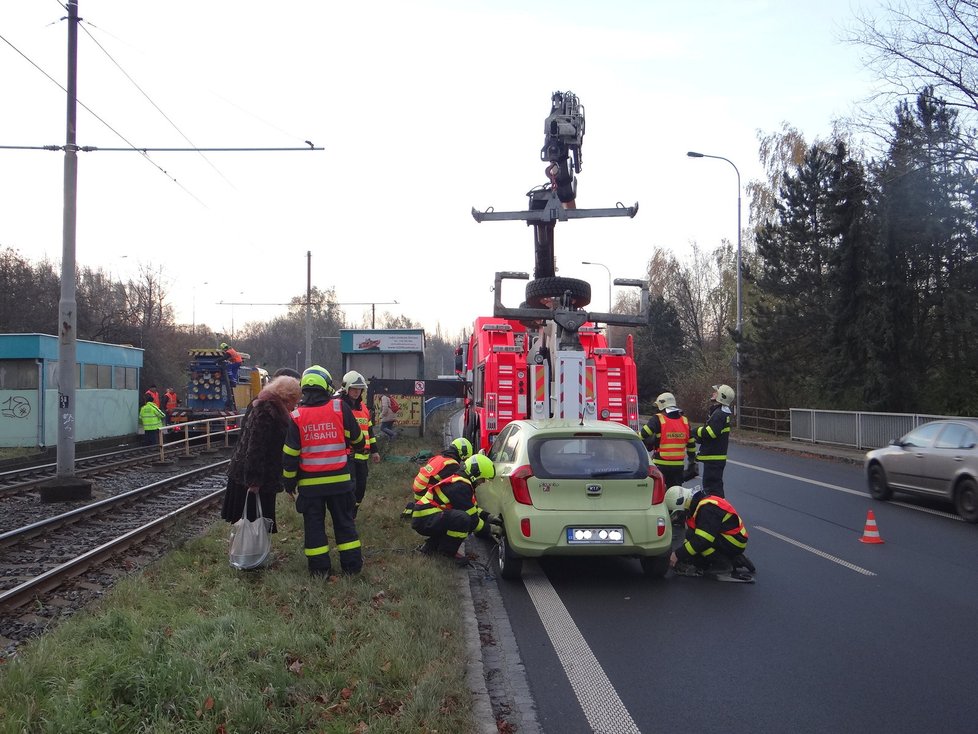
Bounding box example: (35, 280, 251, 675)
(2, 0, 883, 339)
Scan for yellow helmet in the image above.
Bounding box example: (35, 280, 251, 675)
(301, 365, 334, 393)
(450, 437, 474, 461)
(464, 454, 495, 483)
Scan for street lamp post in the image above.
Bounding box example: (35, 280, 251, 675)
(687, 150, 742, 427)
(581, 261, 613, 314)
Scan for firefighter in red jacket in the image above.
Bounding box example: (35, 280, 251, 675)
(282, 366, 365, 577)
(339, 371, 380, 517)
(412, 454, 496, 558)
(640, 392, 697, 489)
(669, 487, 754, 581)
(401, 437, 474, 520)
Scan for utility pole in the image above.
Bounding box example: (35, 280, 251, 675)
(43, 0, 92, 500)
(305, 251, 312, 371)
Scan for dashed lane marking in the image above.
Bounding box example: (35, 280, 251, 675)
(522, 560, 642, 734)
(729, 460, 963, 521)
(754, 526, 876, 576)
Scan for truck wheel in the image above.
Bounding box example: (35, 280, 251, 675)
(497, 534, 524, 580)
(525, 277, 591, 308)
(640, 554, 670, 578)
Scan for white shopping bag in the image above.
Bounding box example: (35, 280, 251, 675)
(229, 493, 273, 570)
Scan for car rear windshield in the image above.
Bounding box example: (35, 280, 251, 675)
(528, 435, 649, 479)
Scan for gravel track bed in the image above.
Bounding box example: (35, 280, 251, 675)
(0, 464, 229, 661)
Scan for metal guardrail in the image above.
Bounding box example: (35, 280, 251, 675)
(788, 409, 976, 450)
(739, 405, 975, 450)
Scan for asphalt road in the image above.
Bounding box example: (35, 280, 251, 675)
(472, 442, 978, 733)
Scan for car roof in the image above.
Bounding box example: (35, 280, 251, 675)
(508, 419, 640, 437)
(918, 418, 978, 430)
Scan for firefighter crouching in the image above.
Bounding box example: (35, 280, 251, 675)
(668, 487, 754, 581)
(412, 454, 498, 559)
(282, 365, 366, 577)
(401, 437, 474, 520)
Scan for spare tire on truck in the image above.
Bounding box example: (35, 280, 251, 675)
(525, 276, 591, 308)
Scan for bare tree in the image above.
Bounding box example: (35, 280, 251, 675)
(850, 0, 978, 156)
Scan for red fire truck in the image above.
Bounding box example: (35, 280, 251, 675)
(459, 274, 648, 453)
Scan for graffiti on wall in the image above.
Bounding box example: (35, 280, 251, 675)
(1, 395, 32, 419)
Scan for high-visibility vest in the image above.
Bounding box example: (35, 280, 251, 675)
(164, 391, 179, 410)
(289, 398, 350, 488)
(654, 413, 691, 466)
(412, 455, 459, 497)
(349, 399, 374, 460)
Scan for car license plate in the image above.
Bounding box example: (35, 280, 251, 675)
(566, 527, 625, 544)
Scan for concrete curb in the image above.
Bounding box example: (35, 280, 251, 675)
(458, 569, 498, 734)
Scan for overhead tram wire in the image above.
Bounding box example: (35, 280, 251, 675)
(0, 29, 204, 204)
(0, 29, 322, 202)
(77, 19, 236, 188)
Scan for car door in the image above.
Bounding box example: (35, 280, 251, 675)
(886, 422, 944, 491)
(922, 423, 975, 498)
(480, 423, 522, 514)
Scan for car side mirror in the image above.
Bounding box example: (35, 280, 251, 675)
(890, 438, 903, 447)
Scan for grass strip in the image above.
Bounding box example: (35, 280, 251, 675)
(0, 427, 479, 733)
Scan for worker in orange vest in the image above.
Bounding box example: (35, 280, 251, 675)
(163, 387, 179, 422)
(220, 342, 243, 386)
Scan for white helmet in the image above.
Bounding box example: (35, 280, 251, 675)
(655, 392, 677, 410)
(711, 384, 735, 407)
(342, 370, 368, 392)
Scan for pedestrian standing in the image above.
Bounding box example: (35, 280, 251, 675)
(221, 375, 301, 534)
(378, 386, 399, 442)
(282, 366, 366, 577)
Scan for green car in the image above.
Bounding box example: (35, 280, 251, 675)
(478, 419, 677, 580)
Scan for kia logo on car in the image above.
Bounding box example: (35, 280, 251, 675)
(586, 484, 602, 496)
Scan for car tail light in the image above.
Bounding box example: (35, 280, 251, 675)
(521, 518, 531, 538)
(510, 464, 533, 505)
(657, 516, 667, 537)
(648, 464, 665, 505)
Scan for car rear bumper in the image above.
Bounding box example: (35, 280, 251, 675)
(502, 508, 673, 557)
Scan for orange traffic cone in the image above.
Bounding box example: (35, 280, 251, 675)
(859, 509, 885, 544)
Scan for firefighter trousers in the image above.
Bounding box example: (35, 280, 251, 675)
(655, 463, 685, 489)
(412, 509, 473, 557)
(295, 490, 362, 575)
(350, 459, 369, 516)
(701, 460, 726, 497)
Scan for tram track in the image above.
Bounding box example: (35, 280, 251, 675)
(0, 461, 231, 657)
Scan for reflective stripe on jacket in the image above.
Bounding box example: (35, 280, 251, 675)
(695, 406, 731, 462)
(284, 398, 353, 490)
(412, 473, 486, 534)
(683, 495, 748, 557)
(412, 454, 460, 497)
(139, 402, 166, 431)
(347, 397, 375, 460)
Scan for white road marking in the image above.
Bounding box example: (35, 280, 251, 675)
(521, 560, 642, 734)
(753, 526, 876, 576)
(729, 460, 963, 521)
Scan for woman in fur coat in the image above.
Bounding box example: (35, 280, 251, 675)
(220, 375, 301, 532)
